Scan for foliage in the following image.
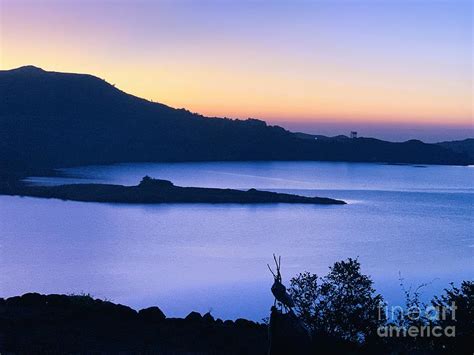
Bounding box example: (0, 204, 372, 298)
(386, 279, 473, 353)
(290, 260, 473, 353)
(289, 258, 385, 343)
(431, 281, 474, 353)
(386, 277, 437, 352)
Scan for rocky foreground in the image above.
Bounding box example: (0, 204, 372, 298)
(0, 293, 267, 354)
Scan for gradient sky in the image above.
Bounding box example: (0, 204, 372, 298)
(0, 0, 472, 141)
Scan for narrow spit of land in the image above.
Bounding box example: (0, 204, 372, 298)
(0, 176, 346, 205)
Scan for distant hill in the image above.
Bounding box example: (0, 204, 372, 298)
(0, 66, 471, 173)
(437, 139, 474, 162)
(293, 132, 351, 141)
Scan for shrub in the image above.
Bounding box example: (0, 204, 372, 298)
(289, 258, 385, 343)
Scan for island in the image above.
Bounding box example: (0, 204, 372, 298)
(0, 176, 346, 205)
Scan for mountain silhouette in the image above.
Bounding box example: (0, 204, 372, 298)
(437, 138, 474, 161)
(0, 66, 470, 172)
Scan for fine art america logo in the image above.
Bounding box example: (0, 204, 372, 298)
(377, 302, 457, 338)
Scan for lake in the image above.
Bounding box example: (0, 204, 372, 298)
(1, 161, 472, 320)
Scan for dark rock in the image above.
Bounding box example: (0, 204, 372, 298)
(202, 312, 215, 323)
(138, 306, 166, 322)
(0, 293, 268, 354)
(45, 294, 71, 307)
(5, 296, 23, 306)
(116, 304, 137, 318)
(235, 318, 256, 328)
(185, 311, 202, 322)
(18, 293, 45, 306)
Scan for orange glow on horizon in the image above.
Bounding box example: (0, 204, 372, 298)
(1, 56, 471, 127)
(1, 0, 472, 129)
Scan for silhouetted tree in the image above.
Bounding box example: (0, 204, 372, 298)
(289, 258, 385, 343)
(431, 281, 473, 353)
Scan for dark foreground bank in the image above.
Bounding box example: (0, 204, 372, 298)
(1, 289, 471, 355)
(0, 293, 267, 354)
(0, 176, 346, 205)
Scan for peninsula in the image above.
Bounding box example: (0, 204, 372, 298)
(1, 176, 346, 205)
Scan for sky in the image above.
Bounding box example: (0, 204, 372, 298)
(0, 0, 472, 142)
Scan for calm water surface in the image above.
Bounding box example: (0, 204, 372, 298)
(1, 162, 473, 320)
